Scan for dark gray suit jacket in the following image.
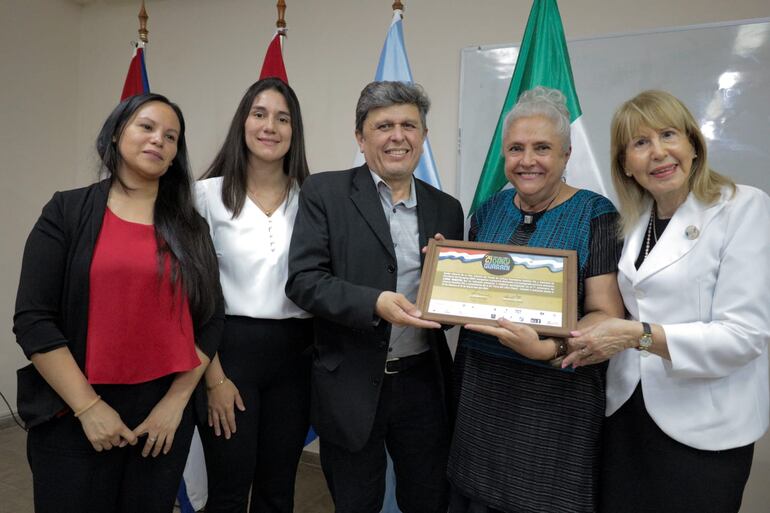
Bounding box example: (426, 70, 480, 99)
(286, 164, 464, 452)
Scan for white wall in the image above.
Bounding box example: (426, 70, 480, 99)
(0, 0, 82, 425)
(71, 0, 770, 189)
(2, 0, 769, 510)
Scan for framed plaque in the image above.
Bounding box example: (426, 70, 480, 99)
(416, 239, 578, 337)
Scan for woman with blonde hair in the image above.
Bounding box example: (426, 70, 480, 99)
(566, 90, 770, 512)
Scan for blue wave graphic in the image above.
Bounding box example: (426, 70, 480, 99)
(438, 251, 563, 273)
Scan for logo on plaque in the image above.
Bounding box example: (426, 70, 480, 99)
(481, 252, 513, 275)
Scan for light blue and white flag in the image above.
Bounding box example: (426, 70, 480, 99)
(355, 10, 442, 189)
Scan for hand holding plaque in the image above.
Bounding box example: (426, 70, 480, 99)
(416, 239, 577, 337)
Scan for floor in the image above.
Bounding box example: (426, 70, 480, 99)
(0, 421, 333, 513)
(4, 418, 769, 512)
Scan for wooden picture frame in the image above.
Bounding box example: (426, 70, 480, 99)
(416, 239, 578, 338)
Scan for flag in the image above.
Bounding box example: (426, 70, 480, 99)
(178, 429, 207, 513)
(120, 44, 150, 100)
(259, 32, 288, 82)
(470, 0, 607, 214)
(354, 10, 442, 189)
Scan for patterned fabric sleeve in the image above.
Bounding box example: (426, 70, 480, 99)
(585, 205, 622, 279)
(468, 194, 492, 242)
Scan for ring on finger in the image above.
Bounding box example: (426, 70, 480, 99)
(149, 437, 157, 442)
(580, 347, 589, 355)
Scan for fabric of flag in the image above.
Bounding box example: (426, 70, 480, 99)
(470, 0, 607, 214)
(259, 32, 288, 82)
(120, 45, 150, 100)
(354, 11, 442, 189)
(178, 429, 207, 512)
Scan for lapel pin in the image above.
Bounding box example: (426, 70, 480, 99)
(685, 225, 700, 240)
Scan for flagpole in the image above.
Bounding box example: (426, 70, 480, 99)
(121, 0, 151, 99)
(276, 0, 286, 31)
(138, 0, 148, 46)
(392, 1, 404, 20)
(258, 1, 289, 81)
(276, 0, 287, 44)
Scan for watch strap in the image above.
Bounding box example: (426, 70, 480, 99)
(637, 321, 653, 351)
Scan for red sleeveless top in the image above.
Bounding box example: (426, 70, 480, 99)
(85, 208, 200, 384)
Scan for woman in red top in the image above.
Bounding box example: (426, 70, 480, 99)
(13, 93, 224, 513)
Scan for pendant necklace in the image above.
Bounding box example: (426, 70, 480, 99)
(248, 180, 290, 217)
(515, 184, 561, 226)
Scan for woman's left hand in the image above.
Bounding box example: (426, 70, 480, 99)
(465, 318, 555, 360)
(133, 393, 188, 458)
(563, 318, 639, 368)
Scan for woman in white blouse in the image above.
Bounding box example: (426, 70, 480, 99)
(195, 77, 311, 513)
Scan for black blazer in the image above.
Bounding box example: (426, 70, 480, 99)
(286, 165, 464, 452)
(13, 180, 224, 428)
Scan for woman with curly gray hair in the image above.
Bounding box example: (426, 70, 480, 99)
(447, 86, 624, 513)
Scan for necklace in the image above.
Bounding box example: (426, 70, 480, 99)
(248, 180, 290, 217)
(515, 185, 561, 226)
(643, 203, 659, 258)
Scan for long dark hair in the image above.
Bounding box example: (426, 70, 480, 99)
(96, 93, 219, 326)
(202, 78, 309, 217)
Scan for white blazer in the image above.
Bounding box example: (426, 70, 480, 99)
(607, 185, 770, 450)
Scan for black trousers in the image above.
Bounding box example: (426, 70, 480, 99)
(319, 353, 450, 513)
(27, 375, 194, 513)
(199, 316, 312, 513)
(600, 385, 754, 513)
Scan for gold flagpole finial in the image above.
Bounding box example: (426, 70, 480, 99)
(276, 0, 287, 34)
(138, 1, 149, 43)
(392, 1, 404, 12)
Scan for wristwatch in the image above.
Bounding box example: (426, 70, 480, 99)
(637, 322, 653, 352)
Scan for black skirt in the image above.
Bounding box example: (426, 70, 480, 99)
(600, 384, 754, 513)
(448, 346, 606, 513)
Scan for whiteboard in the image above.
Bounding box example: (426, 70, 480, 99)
(457, 18, 770, 213)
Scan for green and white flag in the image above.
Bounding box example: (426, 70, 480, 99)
(470, 0, 607, 214)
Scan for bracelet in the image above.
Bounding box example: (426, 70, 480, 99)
(552, 338, 567, 359)
(74, 395, 101, 418)
(547, 338, 568, 367)
(207, 377, 228, 391)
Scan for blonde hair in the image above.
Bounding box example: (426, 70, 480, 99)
(610, 90, 735, 236)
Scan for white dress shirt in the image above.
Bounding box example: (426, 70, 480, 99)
(607, 185, 770, 450)
(195, 177, 310, 319)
